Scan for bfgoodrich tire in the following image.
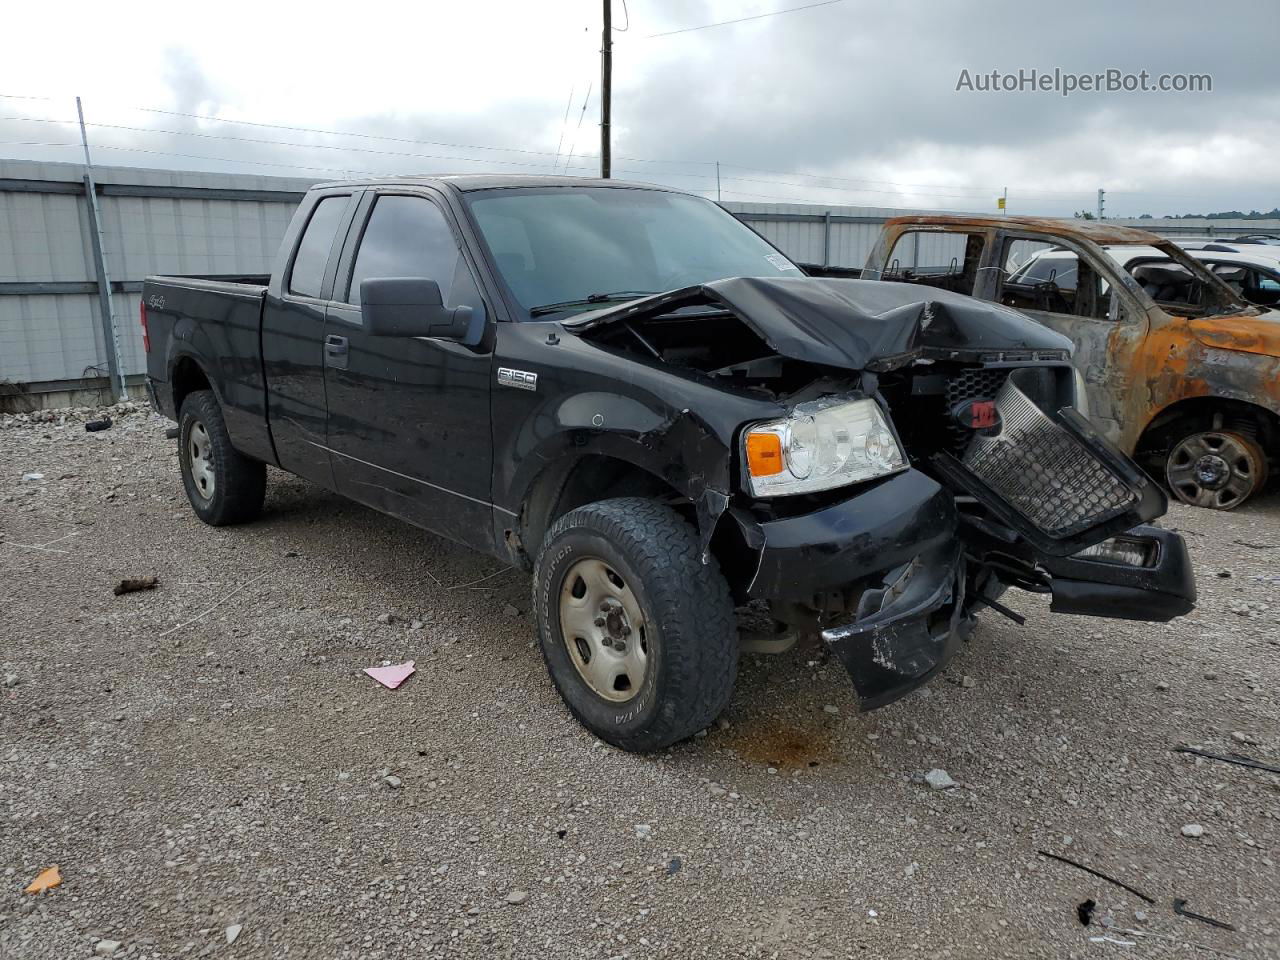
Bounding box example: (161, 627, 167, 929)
(178, 389, 266, 526)
(532, 497, 738, 752)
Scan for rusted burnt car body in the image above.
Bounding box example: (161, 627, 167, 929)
(862, 216, 1280, 509)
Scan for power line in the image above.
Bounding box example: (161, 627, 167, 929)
(644, 0, 849, 39)
(0, 103, 1141, 208)
(0, 136, 684, 185)
(0, 113, 614, 176)
(3, 114, 1083, 202)
(561, 82, 593, 176)
(127, 104, 710, 168)
(552, 82, 576, 173)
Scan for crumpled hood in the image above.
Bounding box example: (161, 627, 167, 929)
(565, 277, 1071, 370)
(1189, 310, 1280, 359)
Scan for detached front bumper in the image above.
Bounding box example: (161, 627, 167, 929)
(735, 469, 971, 708)
(819, 542, 969, 709)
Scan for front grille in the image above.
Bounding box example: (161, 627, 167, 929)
(944, 368, 1010, 453)
(960, 377, 1136, 538)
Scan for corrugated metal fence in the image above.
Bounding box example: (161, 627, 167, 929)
(4, 158, 1278, 407)
(0, 159, 311, 405)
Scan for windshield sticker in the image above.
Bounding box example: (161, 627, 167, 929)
(766, 253, 799, 271)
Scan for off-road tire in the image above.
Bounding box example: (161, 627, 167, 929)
(178, 389, 266, 526)
(532, 497, 738, 752)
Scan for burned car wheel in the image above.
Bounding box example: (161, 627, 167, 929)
(178, 390, 266, 526)
(532, 497, 738, 752)
(1165, 429, 1267, 510)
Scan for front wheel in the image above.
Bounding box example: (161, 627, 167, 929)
(532, 498, 738, 752)
(1165, 429, 1267, 510)
(178, 389, 266, 525)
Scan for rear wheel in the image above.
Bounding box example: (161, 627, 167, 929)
(178, 390, 266, 525)
(1165, 429, 1267, 510)
(532, 498, 738, 752)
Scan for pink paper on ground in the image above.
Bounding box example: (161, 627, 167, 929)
(363, 660, 415, 689)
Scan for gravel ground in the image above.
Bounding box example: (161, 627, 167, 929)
(1, 405, 1277, 960)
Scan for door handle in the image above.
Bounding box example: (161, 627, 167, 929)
(324, 334, 348, 369)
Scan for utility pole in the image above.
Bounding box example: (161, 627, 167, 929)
(716, 161, 721, 202)
(1097, 188, 1105, 220)
(77, 97, 128, 402)
(600, 0, 612, 179)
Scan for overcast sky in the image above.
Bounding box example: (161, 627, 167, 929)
(3, 0, 1277, 217)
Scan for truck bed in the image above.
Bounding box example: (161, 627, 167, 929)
(142, 273, 276, 464)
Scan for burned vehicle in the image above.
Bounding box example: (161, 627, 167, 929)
(141, 178, 1195, 753)
(861, 216, 1280, 509)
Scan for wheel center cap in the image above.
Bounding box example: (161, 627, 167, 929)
(604, 605, 628, 640)
(1194, 454, 1230, 489)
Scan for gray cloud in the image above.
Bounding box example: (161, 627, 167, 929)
(7, 0, 1278, 218)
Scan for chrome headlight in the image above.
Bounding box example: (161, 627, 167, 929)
(743, 396, 907, 497)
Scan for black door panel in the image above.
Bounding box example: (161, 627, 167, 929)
(322, 192, 495, 552)
(263, 293, 334, 485)
(261, 192, 358, 487)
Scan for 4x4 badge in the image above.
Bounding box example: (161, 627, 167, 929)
(497, 367, 538, 391)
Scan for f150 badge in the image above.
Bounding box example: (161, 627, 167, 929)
(497, 367, 538, 391)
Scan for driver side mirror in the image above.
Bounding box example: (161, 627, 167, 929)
(360, 277, 474, 340)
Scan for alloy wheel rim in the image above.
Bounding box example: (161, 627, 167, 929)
(188, 421, 216, 501)
(1166, 431, 1259, 509)
(558, 557, 649, 703)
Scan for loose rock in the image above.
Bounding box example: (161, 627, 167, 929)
(925, 769, 956, 790)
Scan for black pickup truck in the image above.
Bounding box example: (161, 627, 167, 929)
(142, 176, 1195, 752)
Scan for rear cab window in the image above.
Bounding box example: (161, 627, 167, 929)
(288, 196, 350, 298)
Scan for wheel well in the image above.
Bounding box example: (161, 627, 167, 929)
(513, 456, 690, 568)
(1137, 397, 1280, 460)
(171, 357, 212, 416)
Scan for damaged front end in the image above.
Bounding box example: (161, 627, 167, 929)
(569, 276, 1197, 710)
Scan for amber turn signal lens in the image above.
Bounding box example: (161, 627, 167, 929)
(745, 431, 784, 476)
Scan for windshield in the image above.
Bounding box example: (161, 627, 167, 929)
(465, 187, 799, 318)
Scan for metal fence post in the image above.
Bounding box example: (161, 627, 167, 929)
(77, 97, 127, 401)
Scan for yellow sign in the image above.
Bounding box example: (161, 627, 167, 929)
(997, 197, 1006, 210)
